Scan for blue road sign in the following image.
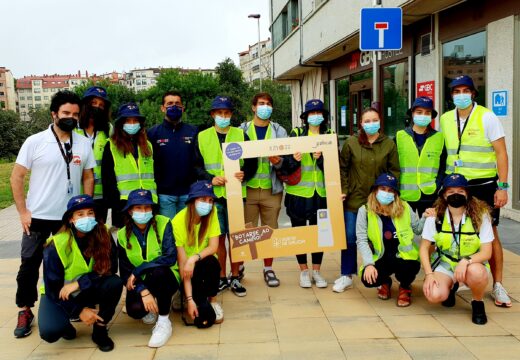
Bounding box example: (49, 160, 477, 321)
(360, 8, 402, 51)
(492, 90, 508, 116)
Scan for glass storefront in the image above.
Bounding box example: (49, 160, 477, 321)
(382, 61, 409, 137)
(335, 77, 349, 136)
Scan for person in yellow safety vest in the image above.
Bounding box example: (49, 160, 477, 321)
(439, 75, 511, 308)
(101, 102, 157, 228)
(194, 96, 258, 297)
(118, 189, 179, 348)
(282, 99, 334, 289)
(356, 173, 424, 307)
(38, 195, 122, 352)
(239, 92, 288, 288)
(77, 86, 113, 221)
(420, 174, 493, 325)
(396, 96, 446, 217)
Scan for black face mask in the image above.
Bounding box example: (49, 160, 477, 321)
(88, 106, 108, 129)
(446, 193, 467, 208)
(56, 117, 78, 132)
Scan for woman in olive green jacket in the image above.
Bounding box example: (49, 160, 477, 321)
(333, 107, 400, 293)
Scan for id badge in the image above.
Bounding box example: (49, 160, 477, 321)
(67, 180, 74, 195)
(454, 159, 463, 167)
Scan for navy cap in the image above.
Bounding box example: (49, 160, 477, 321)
(209, 96, 234, 114)
(186, 180, 217, 203)
(122, 189, 156, 212)
(82, 86, 111, 107)
(371, 173, 400, 194)
(449, 75, 479, 96)
(300, 99, 329, 119)
(62, 194, 97, 223)
(407, 96, 438, 119)
(440, 174, 468, 194)
(116, 102, 145, 122)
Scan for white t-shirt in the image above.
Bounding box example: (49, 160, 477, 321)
(16, 125, 96, 220)
(422, 212, 494, 245)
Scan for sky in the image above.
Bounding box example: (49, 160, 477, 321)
(3, 0, 271, 78)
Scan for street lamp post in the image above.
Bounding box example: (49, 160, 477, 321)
(248, 14, 262, 91)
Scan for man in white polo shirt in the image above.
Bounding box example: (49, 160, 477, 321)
(10, 90, 95, 338)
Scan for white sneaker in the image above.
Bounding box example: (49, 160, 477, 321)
(211, 302, 224, 324)
(312, 270, 328, 288)
(299, 270, 312, 288)
(142, 312, 157, 325)
(492, 282, 512, 308)
(171, 290, 182, 311)
(332, 275, 353, 293)
(147, 319, 172, 348)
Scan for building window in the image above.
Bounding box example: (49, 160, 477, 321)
(442, 31, 486, 111)
(0, 92, 5, 96)
(34, 88, 41, 93)
(20, 96, 25, 100)
(43, 88, 48, 92)
(335, 77, 350, 136)
(382, 61, 409, 137)
(272, 0, 298, 48)
(44, 96, 49, 100)
(35, 96, 41, 101)
(27, 96, 33, 100)
(21, 104, 26, 108)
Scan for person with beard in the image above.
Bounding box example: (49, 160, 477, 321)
(77, 86, 112, 221)
(101, 103, 157, 229)
(10, 90, 96, 338)
(147, 91, 197, 219)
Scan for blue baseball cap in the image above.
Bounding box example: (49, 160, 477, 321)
(186, 180, 217, 203)
(440, 174, 468, 194)
(300, 99, 329, 120)
(371, 173, 400, 194)
(82, 86, 111, 107)
(407, 96, 438, 119)
(123, 189, 156, 212)
(116, 102, 145, 123)
(62, 194, 97, 222)
(209, 96, 234, 114)
(449, 75, 479, 96)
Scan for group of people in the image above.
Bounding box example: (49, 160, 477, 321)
(9, 74, 511, 351)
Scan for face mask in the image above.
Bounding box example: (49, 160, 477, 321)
(89, 106, 107, 129)
(446, 193, 467, 208)
(123, 123, 141, 135)
(307, 114, 324, 126)
(166, 105, 183, 121)
(376, 190, 395, 205)
(195, 201, 213, 217)
(56, 117, 78, 132)
(215, 116, 231, 129)
(74, 216, 97, 233)
(362, 121, 380, 135)
(256, 105, 272, 120)
(132, 211, 153, 224)
(413, 114, 432, 127)
(453, 93, 472, 109)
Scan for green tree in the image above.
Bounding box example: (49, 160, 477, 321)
(0, 110, 30, 160)
(27, 108, 52, 134)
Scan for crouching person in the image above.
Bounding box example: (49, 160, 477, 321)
(420, 174, 492, 325)
(118, 189, 179, 347)
(38, 195, 122, 352)
(357, 173, 424, 307)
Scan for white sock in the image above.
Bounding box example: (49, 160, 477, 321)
(264, 266, 273, 271)
(158, 315, 170, 324)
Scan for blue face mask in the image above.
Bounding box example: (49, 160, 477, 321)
(307, 114, 324, 126)
(166, 105, 183, 121)
(132, 211, 153, 224)
(413, 114, 432, 127)
(256, 105, 273, 120)
(453, 93, 472, 109)
(376, 190, 395, 205)
(215, 116, 231, 129)
(362, 121, 380, 135)
(123, 123, 141, 135)
(74, 216, 97, 233)
(195, 201, 213, 217)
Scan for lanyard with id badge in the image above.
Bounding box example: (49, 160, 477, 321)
(454, 111, 470, 169)
(51, 126, 74, 194)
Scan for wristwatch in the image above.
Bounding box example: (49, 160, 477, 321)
(498, 182, 509, 190)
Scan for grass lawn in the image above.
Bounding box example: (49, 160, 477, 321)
(0, 162, 26, 210)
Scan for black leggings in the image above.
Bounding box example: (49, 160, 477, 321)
(190, 256, 220, 304)
(126, 266, 179, 318)
(38, 274, 123, 343)
(291, 217, 324, 266)
(361, 256, 420, 289)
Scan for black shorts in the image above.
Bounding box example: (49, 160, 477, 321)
(468, 179, 499, 226)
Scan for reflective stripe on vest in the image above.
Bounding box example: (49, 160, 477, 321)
(198, 127, 246, 199)
(117, 215, 180, 283)
(246, 123, 273, 189)
(440, 105, 497, 180)
(396, 130, 443, 202)
(109, 139, 157, 202)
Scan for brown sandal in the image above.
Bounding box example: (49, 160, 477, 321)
(377, 284, 391, 300)
(397, 287, 412, 307)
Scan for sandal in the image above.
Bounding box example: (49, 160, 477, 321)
(377, 283, 391, 300)
(397, 287, 412, 307)
(263, 270, 280, 287)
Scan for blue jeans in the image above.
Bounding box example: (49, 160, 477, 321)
(340, 210, 358, 276)
(215, 201, 229, 235)
(158, 194, 189, 219)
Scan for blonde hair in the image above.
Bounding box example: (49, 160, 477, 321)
(366, 190, 405, 218)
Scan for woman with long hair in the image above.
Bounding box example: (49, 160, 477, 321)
(118, 189, 179, 347)
(335, 107, 400, 292)
(420, 174, 493, 325)
(38, 195, 122, 352)
(102, 102, 157, 228)
(173, 181, 223, 325)
(356, 173, 424, 306)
